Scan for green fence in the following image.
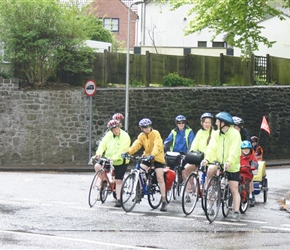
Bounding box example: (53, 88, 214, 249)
(60, 52, 290, 86)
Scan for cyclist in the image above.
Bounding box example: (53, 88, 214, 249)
(112, 113, 125, 131)
(251, 136, 264, 161)
(122, 118, 168, 211)
(184, 112, 215, 183)
(240, 140, 259, 207)
(94, 119, 131, 207)
(201, 112, 242, 221)
(233, 116, 251, 141)
(164, 115, 195, 180)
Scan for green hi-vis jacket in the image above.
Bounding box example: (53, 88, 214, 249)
(204, 126, 241, 173)
(96, 129, 131, 166)
(127, 129, 165, 164)
(190, 128, 214, 153)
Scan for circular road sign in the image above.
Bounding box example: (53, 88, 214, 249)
(84, 80, 97, 97)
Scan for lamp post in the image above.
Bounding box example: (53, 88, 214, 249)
(125, 0, 144, 132)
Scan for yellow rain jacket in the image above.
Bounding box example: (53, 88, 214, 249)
(127, 129, 165, 164)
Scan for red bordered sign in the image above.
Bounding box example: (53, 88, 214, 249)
(84, 80, 97, 97)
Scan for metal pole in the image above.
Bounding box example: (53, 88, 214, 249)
(125, 1, 145, 132)
(89, 96, 92, 161)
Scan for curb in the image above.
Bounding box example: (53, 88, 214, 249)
(0, 160, 289, 172)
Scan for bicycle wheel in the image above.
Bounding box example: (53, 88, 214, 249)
(166, 185, 173, 203)
(182, 173, 199, 215)
(148, 180, 162, 209)
(239, 190, 249, 214)
(263, 178, 268, 202)
(100, 178, 109, 203)
(205, 177, 221, 223)
(120, 173, 138, 212)
(222, 184, 233, 217)
(88, 170, 102, 207)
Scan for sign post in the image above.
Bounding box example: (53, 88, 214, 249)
(84, 80, 97, 162)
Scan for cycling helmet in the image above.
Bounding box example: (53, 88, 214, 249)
(112, 113, 124, 121)
(139, 118, 152, 127)
(107, 119, 120, 129)
(175, 115, 186, 122)
(215, 112, 234, 124)
(241, 140, 252, 149)
(200, 112, 214, 120)
(251, 136, 259, 142)
(233, 116, 244, 126)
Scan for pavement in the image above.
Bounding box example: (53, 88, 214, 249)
(0, 159, 289, 172)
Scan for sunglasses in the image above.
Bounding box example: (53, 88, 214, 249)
(177, 122, 185, 124)
(141, 125, 151, 129)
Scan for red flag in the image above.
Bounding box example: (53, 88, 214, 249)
(261, 116, 270, 134)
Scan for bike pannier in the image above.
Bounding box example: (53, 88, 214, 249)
(165, 152, 181, 169)
(185, 150, 204, 165)
(164, 168, 176, 191)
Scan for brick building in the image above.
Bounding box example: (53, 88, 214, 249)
(90, 0, 139, 48)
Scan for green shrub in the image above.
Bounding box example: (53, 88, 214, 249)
(163, 72, 195, 87)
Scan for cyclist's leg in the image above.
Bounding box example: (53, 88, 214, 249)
(206, 164, 218, 186)
(114, 164, 128, 207)
(228, 172, 241, 221)
(155, 167, 166, 198)
(184, 163, 197, 184)
(94, 162, 102, 172)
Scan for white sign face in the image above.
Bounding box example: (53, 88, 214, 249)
(84, 80, 97, 97)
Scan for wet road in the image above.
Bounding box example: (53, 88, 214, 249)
(0, 167, 290, 249)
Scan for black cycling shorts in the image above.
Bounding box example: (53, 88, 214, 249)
(227, 171, 240, 182)
(114, 164, 128, 180)
(142, 160, 164, 169)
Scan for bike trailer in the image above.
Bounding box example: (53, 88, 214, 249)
(253, 161, 266, 182)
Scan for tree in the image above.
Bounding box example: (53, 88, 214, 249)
(156, 0, 289, 58)
(0, 0, 113, 87)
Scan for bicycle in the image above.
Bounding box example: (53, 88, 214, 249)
(88, 157, 116, 207)
(120, 155, 162, 212)
(204, 162, 233, 223)
(165, 151, 184, 200)
(239, 165, 257, 213)
(181, 166, 206, 215)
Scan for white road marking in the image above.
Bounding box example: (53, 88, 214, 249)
(261, 226, 290, 232)
(0, 230, 164, 250)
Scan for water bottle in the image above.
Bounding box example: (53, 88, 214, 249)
(221, 177, 226, 189)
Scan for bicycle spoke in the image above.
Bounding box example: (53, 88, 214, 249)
(205, 177, 221, 223)
(182, 173, 199, 215)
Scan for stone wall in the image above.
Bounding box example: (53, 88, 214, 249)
(1, 77, 289, 166)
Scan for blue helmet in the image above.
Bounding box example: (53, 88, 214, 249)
(139, 118, 152, 127)
(215, 112, 234, 124)
(175, 115, 186, 122)
(200, 112, 214, 120)
(241, 140, 252, 149)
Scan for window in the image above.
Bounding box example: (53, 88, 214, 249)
(198, 41, 207, 47)
(103, 18, 119, 32)
(212, 42, 227, 48)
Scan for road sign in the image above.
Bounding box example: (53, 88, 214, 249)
(84, 80, 97, 97)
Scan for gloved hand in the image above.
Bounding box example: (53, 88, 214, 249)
(145, 155, 154, 162)
(94, 155, 100, 160)
(121, 153, 128, 159)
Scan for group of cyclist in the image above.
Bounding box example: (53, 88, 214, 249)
(92, 111, 264, 219)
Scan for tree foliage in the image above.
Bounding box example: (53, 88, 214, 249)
(0, 0, 113, 86)
(156, 0, 289, 58)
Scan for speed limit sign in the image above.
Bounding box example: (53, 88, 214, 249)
(84, 80, 97, 97)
